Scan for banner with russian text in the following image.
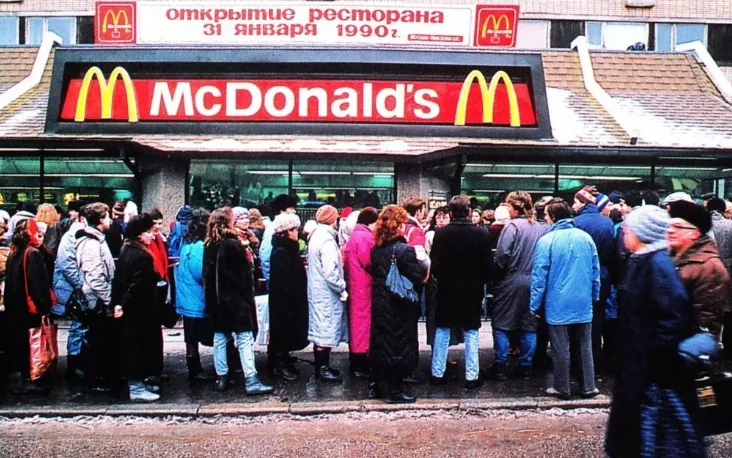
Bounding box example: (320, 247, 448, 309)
(95, 1, 519, 48)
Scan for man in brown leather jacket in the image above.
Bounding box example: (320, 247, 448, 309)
(667, 200, 728, 340)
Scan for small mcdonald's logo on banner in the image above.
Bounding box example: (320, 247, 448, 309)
(95, 1, 136, 44)
(474, 5, 519, 48)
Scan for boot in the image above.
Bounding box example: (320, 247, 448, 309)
(286, 354, 301, 375)
(65, 354, 85, 382)
(349, 353, 370, 379)
(386, 379, 415, 404)
(273, 362, 298, 381)
(314, 348, 342, 383)
(514, 365, 532, 381)
(215, 374, 231, 392)
(128, 381, 159, 402)
(186, 355, 215, 383)
(489, 363, 508, 381)
(367, 382, 384, 399)
(245, 374, 273, 395)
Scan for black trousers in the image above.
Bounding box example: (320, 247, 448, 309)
(85, 313, 116, 385)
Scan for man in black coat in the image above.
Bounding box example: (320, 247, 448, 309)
(430, 195, 492, 389)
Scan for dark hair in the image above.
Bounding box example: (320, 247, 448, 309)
(429, 206, 450, 230)
(356, 207, 379, 226)
(402, 197, 426, 217)
(641, 190, 660, 207)
(81, 202, 109, 227)
(708, 197, 727, 214)
(608, 208, 623, 225)
(184, 208, 210, 244)
(67, 200, 83, 213)
(21, 201, 37, 214)
(274, 194, 297, 214)
(148, 208, 164, 221)
(11, 219, 31, 254)
(545, 198, 572, 222)
(448, 195, 471, 219)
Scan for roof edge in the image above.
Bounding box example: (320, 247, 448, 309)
(676, 41, 732, 104)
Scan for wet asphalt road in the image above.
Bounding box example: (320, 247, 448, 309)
(1, 409, 732, 458)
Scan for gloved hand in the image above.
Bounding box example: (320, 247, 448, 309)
(340, 291, 349, 302)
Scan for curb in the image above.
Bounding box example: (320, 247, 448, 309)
(0, 396, 611, 419)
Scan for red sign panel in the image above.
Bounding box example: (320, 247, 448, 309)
(61, 75, 537, 126)
(95, 1, 137, 44)
(474, 5, 519, 48)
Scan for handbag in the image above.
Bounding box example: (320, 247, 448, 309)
(157, 279, 178, 328)
(28, 315, 58, 381)
(385, 242, 419, 304)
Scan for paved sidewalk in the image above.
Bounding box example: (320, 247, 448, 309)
(0, 322, 613, 417)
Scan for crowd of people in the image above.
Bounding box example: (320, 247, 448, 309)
(0, 187, 729, 455)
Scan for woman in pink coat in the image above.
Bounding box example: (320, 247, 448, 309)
(343, 207, 379, 378)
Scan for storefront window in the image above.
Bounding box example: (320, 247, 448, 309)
(557, 164, 652, 201)
(292, 160, 393, 210)
(189, 159, 289, 210)
(655, 164, 723, 201)
(462, 162, 556, 210)
(0, 157, 40, 212)
(43, 157, 137, 208)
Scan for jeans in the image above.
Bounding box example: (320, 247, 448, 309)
(67, 319, 89, 357)
(432, 328, 480, 381)
(213, 332, 256, 377)
(548, 323, 595, 395)
(493, 328, 536, 367)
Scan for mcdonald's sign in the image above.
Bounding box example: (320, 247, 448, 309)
(474, 5, 519, 48)
(74, 67, 139, 122)
(95, 1, 137, 44)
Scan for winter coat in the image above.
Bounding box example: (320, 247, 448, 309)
(104, 218, 124, 259)
(370, 237, 425, 376)
(112, 240, 161, 380)
(529, 219, 600, 325)
(673, 235, 728, 339)
(404, 216, 426, 248)
(5, 210, 34, 240)
(343, 224, 375, 354)
(203, 235, 258, 334)
(574, 203, 615, 269)
(492, 217, 547, 332)
(307, 223, 348, 347)
(51, 221, 86, 315)
(175, 240, 206, 318)
(259, 223, 275, 281)
(269, 234, 309, 353)
(711, 211, 732, 312)
(606, 245, 698, 458)
(431, 218, 492, 330)
(149, 233, 169, 281)
(43, 224, 61, 258)
(75, 226, 116, 313)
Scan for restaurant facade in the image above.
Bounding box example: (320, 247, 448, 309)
(2, 2, 732, 220)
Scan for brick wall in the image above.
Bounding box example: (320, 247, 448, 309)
(3, 0, 732, 21)
(721, 66, 732, 85)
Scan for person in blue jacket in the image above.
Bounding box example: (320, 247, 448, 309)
(174, 208, 215, 383)
(531, 198, 601, 400)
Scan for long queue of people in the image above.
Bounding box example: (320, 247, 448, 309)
(0, 189, 729, 449)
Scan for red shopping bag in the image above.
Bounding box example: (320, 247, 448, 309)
(28, 315, 58, 381)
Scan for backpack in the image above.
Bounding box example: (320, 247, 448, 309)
(167, 221, 187, 259)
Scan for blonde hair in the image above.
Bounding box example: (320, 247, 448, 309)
(36, 203, 60, 228)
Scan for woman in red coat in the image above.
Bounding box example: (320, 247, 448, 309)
(343, 207, 379, 378)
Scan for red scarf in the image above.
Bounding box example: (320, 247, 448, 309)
(149, 233, 169, 281)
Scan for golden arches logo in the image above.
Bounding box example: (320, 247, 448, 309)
(454, 70, 520, 127)
(481, 14, 512, 40)
(102, 10, 132, 36)
(74, 67, 139, 122)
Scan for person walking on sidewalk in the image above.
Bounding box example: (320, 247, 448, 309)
(343, 207, 379, 379)
(491, 191, 547, 380)
(75, 203, 116, 393)
(204, 208, 272, 395)
(307, 205, 348, 383)
(112, 214, 161, 402)
(430, 195, 491, 389)
(370, 205, 427, 403)
(268, 213, 309, 381)
(174, 208, 216, 384)
(530, 198, 600, 400)
(606, 205, 704, 458)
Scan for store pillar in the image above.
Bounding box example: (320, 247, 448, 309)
(395, 163, 451, 205)
(140, 156, 189, 228)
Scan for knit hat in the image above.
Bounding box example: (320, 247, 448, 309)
(274, 194, 297, 213)
(596, 193, 610, 212)
(176, 205, 194, 224)
(574, 188, 596, 205)
(661, 192, 693, 206)
(608, 191, 625, 205)
(273, 213, 301, 234)
(231, 206, 249, 222)
(494, 206, 511, 223)
(125, 214, 154, 240)
(624, 205, 670, 244)
(112, 201, 125, 217)
(36, 221, 48, 234)
(303, 219, 318, 235)
(340, 206, 353, 219)
(668, 200, 712, 234)
(316, 205, 338, 225)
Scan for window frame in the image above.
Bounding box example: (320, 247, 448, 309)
(586, 21, 650, 50)
(24, 16, 77, 45)
(0, 15, 19, 45)
(655, 23, 707, 52)
(515, 19, 550, 50)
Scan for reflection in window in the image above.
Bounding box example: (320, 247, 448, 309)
(462, 163, 556, 210)
(0, 16, 18, 45)
(189, 159, 289, 211)
(655, 165, 723, 201)
(0, 157, 40, 212)
(558, 164, 652, 202)
(43, 157, 137, 209)
(26, 17, 76, 45)
(656, 23, 705, 52)
(585, 21, 648, 50)
(292, 160, 393, 210)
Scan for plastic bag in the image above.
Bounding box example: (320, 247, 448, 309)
(28, 315, 58, 381)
